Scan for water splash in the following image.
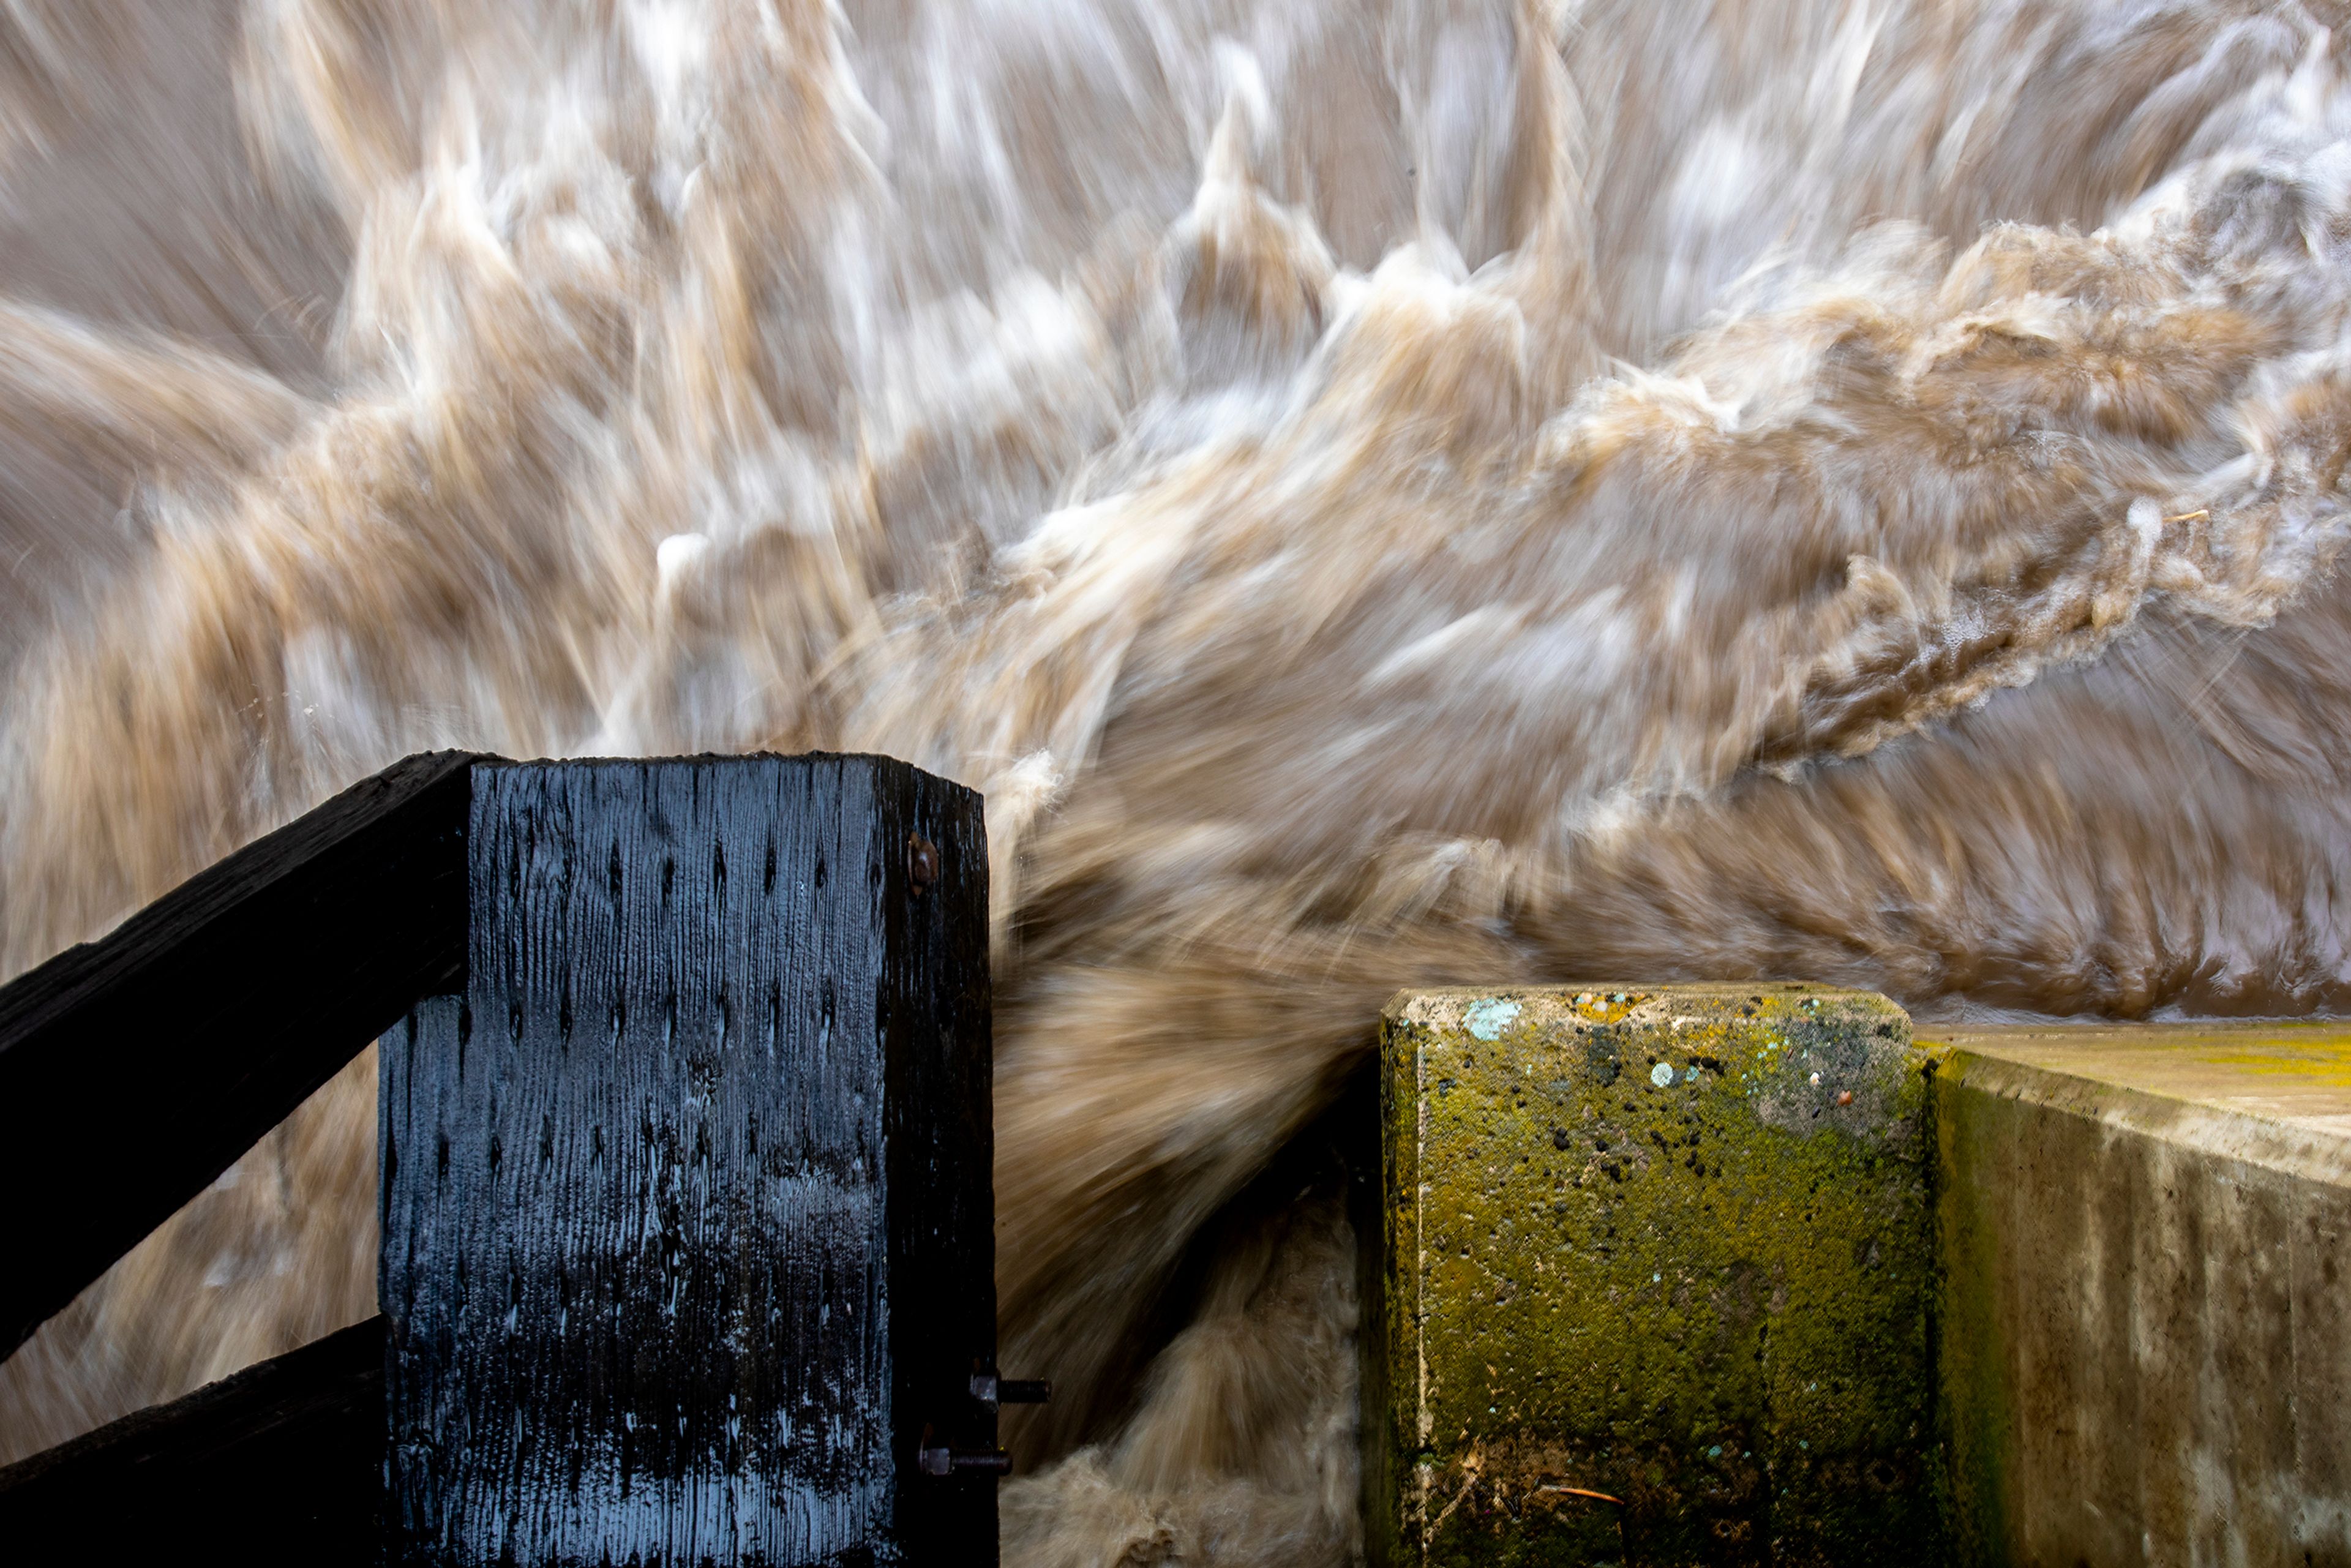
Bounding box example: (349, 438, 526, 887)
(6, 1, 2351, 1561)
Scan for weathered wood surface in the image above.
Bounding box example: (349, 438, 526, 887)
(381, 755, 994, 1566)
(0, 1315, 383, 1556)
(0, 751, 476, 1356)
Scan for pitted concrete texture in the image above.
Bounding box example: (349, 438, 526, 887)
(1928, 1024, 2351, 1568)
(1367, 985, 1940, 1568)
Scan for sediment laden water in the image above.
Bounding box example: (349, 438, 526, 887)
(5, 1, 2351, 1559)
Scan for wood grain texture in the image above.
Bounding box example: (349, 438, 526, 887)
(0, 750, 476, 1356)
(0, 1315, 383, 1556)
(381, 755, 992, 1567)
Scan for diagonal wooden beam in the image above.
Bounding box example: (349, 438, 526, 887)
(0, 1315, 383, 1555)
(0, 751, 478, 1357)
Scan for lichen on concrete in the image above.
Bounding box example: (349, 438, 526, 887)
(1367, 985, 1941, 1567)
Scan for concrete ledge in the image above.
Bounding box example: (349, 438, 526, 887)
(1930, 1024, 2351, 1567)
(1367, 997, 2351, 1567)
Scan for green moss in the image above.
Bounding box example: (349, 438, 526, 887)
(1370, 985, 1943, 1568)
(1928, 1051, 2014, 1568)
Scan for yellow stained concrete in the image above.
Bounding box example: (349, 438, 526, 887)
(1927, 1021, 2351, 1567)
(1369, 984, 1939, 1568)
(1373, 1005, 2351, 1566)
(1925, 1019, 2351, 1142)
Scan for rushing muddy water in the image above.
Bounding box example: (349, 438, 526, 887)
(7, 0, 2351, 1559)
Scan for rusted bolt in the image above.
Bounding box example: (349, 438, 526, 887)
(908, 834, 939, 896)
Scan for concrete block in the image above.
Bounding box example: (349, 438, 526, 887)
(1366, 985, 1940, 1567)
(1927, 1024, 2351, 1568)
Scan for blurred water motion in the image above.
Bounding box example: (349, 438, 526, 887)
(6, 1, 2351, 1559)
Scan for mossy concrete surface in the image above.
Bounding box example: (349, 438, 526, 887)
(1928, 1024, 2351, 1568)
(1368, 985, 1940, 1568)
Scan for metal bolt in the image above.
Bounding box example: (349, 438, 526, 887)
(970, 1372, 1052, 1408)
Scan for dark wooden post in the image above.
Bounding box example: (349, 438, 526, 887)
(379, 756, 993, 1567)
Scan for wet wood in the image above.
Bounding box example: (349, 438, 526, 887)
(0, 751, 477, 1356)
(380, 754, 994, 1566)
(0, 1316, 384, 1556)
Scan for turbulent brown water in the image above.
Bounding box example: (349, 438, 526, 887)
(7, 0, 2351, 1558)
